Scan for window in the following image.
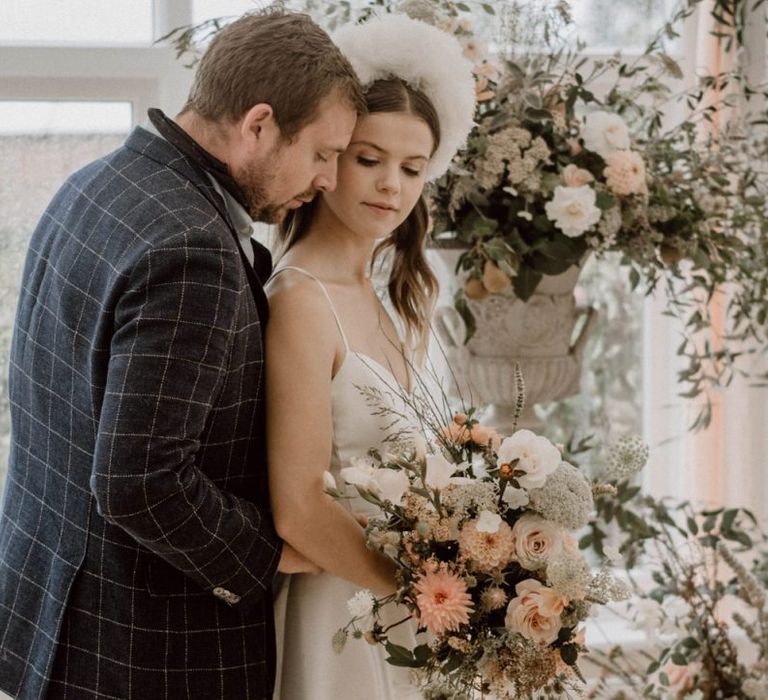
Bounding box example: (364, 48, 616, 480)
(1, 0, 762, 518)
(0, 101, 132, 482)
(572, 0, 679, 51)
(192, 0, 268, 25)
(0, 0, 154, 45)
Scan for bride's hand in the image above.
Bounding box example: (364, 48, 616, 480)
(278, 542, 322, 575)
(352, 512, 368, 529)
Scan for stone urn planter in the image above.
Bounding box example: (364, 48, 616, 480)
(428, 248, 597, 433)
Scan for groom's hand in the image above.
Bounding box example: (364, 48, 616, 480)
(278, 542, 321, 575)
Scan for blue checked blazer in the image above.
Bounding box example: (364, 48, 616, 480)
(0, 126, 283, 699)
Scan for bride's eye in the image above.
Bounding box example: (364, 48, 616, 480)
(357, 156, 379, 167)
(402, 167, 421, 177)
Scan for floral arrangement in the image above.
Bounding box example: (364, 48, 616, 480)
(263, 0, 767, 426)
(576, 439, 768, 700)
(420, 0, 768, 427)
(324, 382, 636, 699)
(165, 1, 768, 425)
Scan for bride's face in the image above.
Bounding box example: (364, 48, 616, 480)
(319, 111, 434, 240)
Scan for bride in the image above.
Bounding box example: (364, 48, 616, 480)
(266, 14, 475, 699)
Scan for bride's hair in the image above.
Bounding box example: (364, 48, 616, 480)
(278, 78, 440, 359)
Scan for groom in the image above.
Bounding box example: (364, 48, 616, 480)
(0, 9, 362, 700)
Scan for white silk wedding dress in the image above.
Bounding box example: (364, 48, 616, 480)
(271, 266, 422, 700)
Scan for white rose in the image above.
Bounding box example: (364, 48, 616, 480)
(497, 429, 561, 489)
(424, 453, 459, 491)
(510, 514, 565, 570)
(582, 110, 630, 158)
(545, 185, 602, 238)
(371, 468, 410, 506)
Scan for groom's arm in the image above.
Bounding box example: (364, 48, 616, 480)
(90, 227, 282, 614)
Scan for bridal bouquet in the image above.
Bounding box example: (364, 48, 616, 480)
(325, 400, 631, 699)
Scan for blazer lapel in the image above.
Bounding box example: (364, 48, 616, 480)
(124, 127, 270, 325)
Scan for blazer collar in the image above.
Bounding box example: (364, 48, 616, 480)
(124, 123, 272, 324)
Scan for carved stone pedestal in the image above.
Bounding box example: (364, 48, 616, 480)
(429, 249, 596, 433)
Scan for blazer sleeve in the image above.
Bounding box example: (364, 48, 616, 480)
(90, 226, 281, 613)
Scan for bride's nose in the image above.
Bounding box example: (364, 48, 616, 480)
(376, 166, 400, 194)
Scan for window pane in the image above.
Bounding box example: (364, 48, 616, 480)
(0, 101, 131, 493)
(0, 0, 153, 44)
(572, 0, 678, 51)
(0, 101, 133, 134)
(192, 0, 268, 25)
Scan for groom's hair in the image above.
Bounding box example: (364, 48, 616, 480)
(182, 9, 365, 140)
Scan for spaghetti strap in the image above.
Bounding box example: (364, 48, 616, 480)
(269, 265, 351, 351)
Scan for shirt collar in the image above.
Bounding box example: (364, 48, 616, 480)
(144, 109, 258, 266)
(146, 108, 251, 211)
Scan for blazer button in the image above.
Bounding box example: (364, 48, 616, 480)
(212, 586, 241, 605)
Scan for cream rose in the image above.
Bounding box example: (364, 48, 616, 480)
(496, 429, 561, 490)
(544, 185, 602, 238)
(504, 579, 566, 645)
(582, 111, 630, 158)
(511, 514, 565, 570)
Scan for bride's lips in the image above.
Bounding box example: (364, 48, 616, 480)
(363, 202, 397, 215)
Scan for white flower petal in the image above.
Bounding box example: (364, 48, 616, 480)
(424, 453, 459, 491)
(372, 469, 410, 506)
(544, 185, 601, 238)
(476, 510, 502, 533)
(502, 486, 530, 509)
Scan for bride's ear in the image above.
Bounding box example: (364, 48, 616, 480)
(239, 103, 281, 155)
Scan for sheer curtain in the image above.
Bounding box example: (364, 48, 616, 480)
(643, 1, 768, 522)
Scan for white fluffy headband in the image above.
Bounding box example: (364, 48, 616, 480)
(333, 14, 476, 181)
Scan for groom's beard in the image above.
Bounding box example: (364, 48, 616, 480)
(238, 149, 315, 224)
(239, 151, 281, 223)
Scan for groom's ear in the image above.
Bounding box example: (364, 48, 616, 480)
(239, 103, 280, 154)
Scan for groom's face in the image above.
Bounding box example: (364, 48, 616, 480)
(238, 92, 357, 224)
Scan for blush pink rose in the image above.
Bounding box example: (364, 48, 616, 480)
(562, 164, 595, 187)
(469, 424, 502, 450)
(511, 514, 565, 570)
(504, 579, 566, 645)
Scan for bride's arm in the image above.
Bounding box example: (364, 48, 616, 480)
(265, 279, 397, 596)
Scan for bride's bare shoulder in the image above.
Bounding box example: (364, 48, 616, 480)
(265, 269, 337, 348)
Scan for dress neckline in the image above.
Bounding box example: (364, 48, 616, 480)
(333, 350, 413, 397)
